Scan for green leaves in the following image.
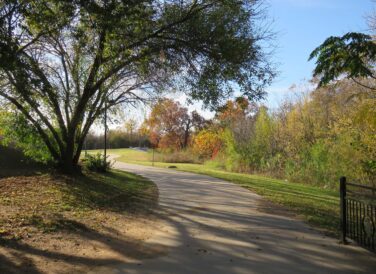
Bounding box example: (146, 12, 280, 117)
(0, 0, 274, 172)
(309, 32, 376, 88)
(0, 111, 53, 163)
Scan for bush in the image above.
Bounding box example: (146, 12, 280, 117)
(82, 153, 112, 172)
(0, 111, 53, 164)
(192, 129, 223, 160)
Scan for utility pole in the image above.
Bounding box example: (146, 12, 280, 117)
(84, 138, 88, 157)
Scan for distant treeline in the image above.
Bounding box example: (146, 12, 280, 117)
(84, 130, 150, 150)
(142, 79, 375, 188)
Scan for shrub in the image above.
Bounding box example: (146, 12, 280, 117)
(0, 111, 53, 164)
(82, 153, 112, 172)
(192, 129, 223, 160)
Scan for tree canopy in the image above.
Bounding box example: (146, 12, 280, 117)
(154, 79, 375, 186)
(309, 32, 376, 90)
(0, 0, 274, 172)
(143, 98, 206, 150)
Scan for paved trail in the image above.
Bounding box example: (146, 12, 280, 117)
(94, 161, 376, 274)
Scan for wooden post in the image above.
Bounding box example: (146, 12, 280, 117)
(340, 176, 347, 244)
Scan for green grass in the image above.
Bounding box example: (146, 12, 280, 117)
(99, 148, 340, 235)
(87, 148, 151, 162)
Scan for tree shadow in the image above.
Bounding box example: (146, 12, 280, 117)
(0, 214, 167, 273)
(0, 145, 47, 178)
(117, 193, 376, 274)
(0, 251, 40, 274)
(109, 163, 376, 273)
(53, 170, 159, 216)
(0, 160, 162, 272)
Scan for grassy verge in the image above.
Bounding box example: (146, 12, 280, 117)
(0, 169, 158, 239)
(101, 148, 340, 235)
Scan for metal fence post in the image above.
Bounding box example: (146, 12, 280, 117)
(340, 176, 347, 244)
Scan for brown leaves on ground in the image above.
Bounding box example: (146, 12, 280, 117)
(0, 172, 165, 274)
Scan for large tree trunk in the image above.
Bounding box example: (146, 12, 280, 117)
(182, 121, 191, 149)
(57, 134, 83, 174)
(60, 156, 80, 174)
(56, 103, 92, 174)
(59, 148, 80, 174)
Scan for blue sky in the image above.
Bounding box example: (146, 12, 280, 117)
(120, 0, 374, 126)
(265, 0, 374, 108)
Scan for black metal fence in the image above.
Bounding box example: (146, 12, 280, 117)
(340, 177, 375, 252)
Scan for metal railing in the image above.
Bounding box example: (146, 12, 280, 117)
(340, 177, 375, 252)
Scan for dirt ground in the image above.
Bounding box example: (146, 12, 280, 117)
(0, 173, 165, 274)
(0, 216, 167, 274)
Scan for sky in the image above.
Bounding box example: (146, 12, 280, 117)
(116, 0, 374, 128)
(265, 0, 374, 108)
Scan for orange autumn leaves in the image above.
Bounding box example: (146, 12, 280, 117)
(142, 79, 375, 187)
(192, 129, 223, 159)
(142, 97, 254, 160)
(142, 99, 206, 151)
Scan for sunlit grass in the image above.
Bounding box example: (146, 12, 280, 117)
(88, 148, 152, 162)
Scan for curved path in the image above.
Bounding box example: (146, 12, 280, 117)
(96, 161, 376, 274)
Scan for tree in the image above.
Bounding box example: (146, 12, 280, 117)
(144, 99, 187, 149)
(0, 0, 274, 173)
(143, 98, 205, 150)
(215, 97, 257, 148)
(124, 118, 137, 142)
(182, 110, 207, 148)
(309, 32, 376, 90)
(0, 109, 52, 163)
(249, 106, 275, 167)
(215, 97, 253, 125)
(192, 128, 222, 159)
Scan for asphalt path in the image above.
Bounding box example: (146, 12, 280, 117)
(93, 160, 376, 274)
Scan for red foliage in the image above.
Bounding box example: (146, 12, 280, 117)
(143, 99, 205, 150)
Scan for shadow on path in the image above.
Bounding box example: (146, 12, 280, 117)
(106, 162, 376, 274)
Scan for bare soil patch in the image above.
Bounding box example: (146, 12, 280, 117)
(0, 171, 164, 273)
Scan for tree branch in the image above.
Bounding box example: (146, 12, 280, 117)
(350, 77, 376, 91)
